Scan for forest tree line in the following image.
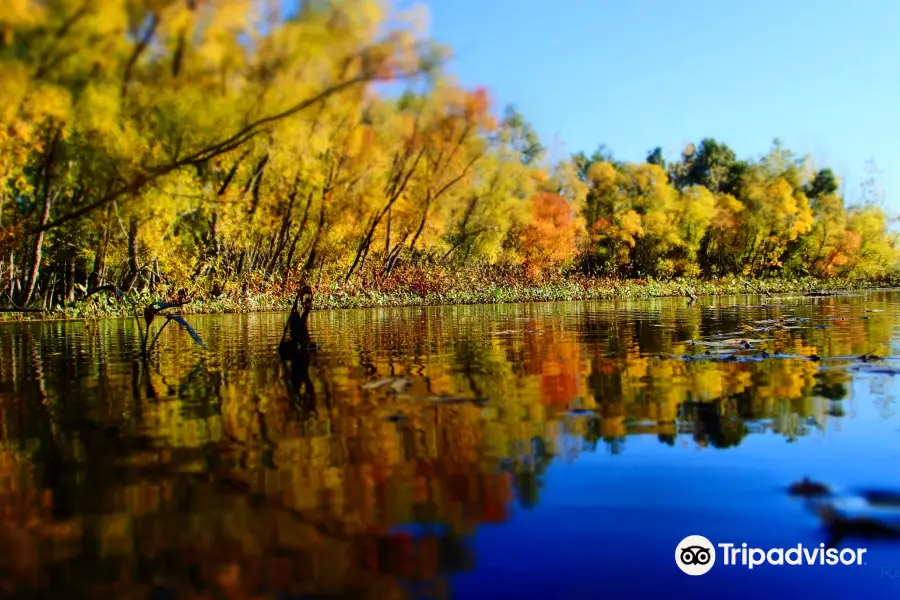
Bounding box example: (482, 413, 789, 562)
(1, 0, 898, 309)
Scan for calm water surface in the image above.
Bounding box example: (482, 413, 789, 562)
(2, 291, 900, 599)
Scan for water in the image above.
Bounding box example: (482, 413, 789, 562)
(1, 291, 900, 599)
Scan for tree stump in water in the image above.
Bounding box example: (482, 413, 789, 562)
(279, 279, 318, 356)
(278, 279, 318, 411)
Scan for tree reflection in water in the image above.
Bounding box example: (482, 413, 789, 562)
(0, 293, 895, 598)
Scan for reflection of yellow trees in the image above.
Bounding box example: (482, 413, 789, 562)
(0, 294, 895, 597)
(522, 325, 585, 408)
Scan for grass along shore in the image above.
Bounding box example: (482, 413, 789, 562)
(1, 269, 898, 322)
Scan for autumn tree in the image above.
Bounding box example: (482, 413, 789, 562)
(516, 192, 583, 277)
(0, 0, 435, 304)
(0, 3, 896, 307)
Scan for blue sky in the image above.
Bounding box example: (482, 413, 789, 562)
(393, 0, 900, 215)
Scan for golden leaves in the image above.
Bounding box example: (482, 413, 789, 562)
(0, 0, 45, 45)
(21, 84, 72, 125)
(0, 0, 894, 305)
(587, 161, 616, 187)
(618, 209, 643, 246)
(711, 193, 744, 230)
(345, 123, 374, 158)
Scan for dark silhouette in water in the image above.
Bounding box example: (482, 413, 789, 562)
(820, 491, 900, 547)
(142, 301, 205, 355)
(279, 278, 319, 355)
(282, 341, 316, 413)
(279, 279, 319, 412)
(788, 477, 831, 498)
(681, 398, 749, 449)
(785, 480, 900, 546)
(84, 283, 205, 358)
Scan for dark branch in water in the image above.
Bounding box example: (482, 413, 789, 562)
(84, 283, 204, 357)
(280, 278, 318, 353)
(142, 301, 203, 355)
(147, 313, 206, 353)
(278, 277, 319, 412)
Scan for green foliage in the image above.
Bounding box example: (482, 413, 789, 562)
(805, 168, 840, 199)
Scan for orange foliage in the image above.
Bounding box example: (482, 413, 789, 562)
(465, 87, 490, 119)
(518, 193, 582, 277)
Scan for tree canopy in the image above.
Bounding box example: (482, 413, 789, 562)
(0, 2, 897, 310)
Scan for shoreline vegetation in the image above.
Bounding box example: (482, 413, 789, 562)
(2, 3, 899, 325)
(2, 268, 898, 322)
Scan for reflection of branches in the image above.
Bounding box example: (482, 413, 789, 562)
(510, 436, 555, 510)
(85, 284, 205, 362)
(130, 356, 159, 401)
(358, 348, 378, 376)
(280, 347, 316, 414)
(27, 331, 73, 519)
(681, 399, 748, 449)
(582, 417, 602, 451)
(414, 359, 435, 395)
(130, 357, 142, 402)
(147, 313, 205, 354)
(152, 357, 206, 400)
(178, 359, 206, 398)
(454, 342, 485, 399)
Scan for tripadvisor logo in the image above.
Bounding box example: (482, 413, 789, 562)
(676, 535, 716, 575)
(675, 535, 868, 575)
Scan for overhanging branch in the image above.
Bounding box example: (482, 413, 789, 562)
(31, 65, 425, 234)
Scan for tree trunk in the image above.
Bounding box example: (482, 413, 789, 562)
(283, 191, 313, 277)
(122, 219, 140, 292)
(65, 258, 75, 303)
(408, 208, 429, 257)
(8, 252, 14, 299)
(384, 208, 391, 255)
(383, 232, 410, 275)
(346, 215, 377, 281)
(42, 272, 56, 311)
(303, 192, 328, 273)
(21, 198, 52, 306)
(21, 129, 62, 305)
(94, 203, 113, 284)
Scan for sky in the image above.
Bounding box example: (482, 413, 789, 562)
(391, 0, 900, 215)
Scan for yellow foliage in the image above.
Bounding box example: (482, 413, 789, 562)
(0, 0, 895, 304)
(618, 210, 643, 246)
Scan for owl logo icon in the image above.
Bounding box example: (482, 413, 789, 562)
(676, 535, 716, 575)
